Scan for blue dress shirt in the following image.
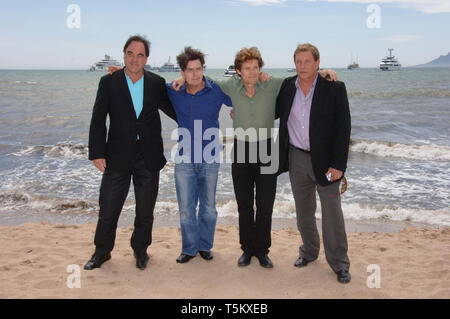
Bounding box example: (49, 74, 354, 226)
(124, 69, 144, 139)
(166, 76, 232, 163)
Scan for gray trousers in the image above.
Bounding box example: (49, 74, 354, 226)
(288, 145, 350, 273)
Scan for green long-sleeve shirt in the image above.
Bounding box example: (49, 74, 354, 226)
(215, 75, 284, 142)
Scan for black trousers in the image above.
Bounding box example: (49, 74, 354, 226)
(93, 150, 159, 257)
(231, 139, 277, 256)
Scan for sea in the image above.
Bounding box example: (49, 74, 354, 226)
(1, 67, 449, 229)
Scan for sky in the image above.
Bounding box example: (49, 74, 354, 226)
(0, 0, 449, 69)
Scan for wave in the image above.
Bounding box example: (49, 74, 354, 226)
(350, 139, 450, 161)
(0, 80, 38, 85)
(340, 202, 450, 227)
(0, 191, 97, 213)
(1, 191, 448, 226)
(11, 139, 450, 162)
(12, 142, 88, 159)
(216, 199, 450, 227)
(348, 88, 450, 99)
(0, 190, 179, 217)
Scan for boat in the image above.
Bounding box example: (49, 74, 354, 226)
(379, 48, 401, 71)
(89, 54, 122, 71)
(287, 68, 296, 72)
(347, 54, 360, 70)
(347, 62, 360, 70)
(223, 65, 237, 77)
(158, 57, 181, 72)
(144, 64, 158, 71)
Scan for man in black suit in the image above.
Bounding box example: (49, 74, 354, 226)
(276, 43, 351, 283)
(85, 35, 177, 271)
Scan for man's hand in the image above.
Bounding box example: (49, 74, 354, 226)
(230, 109, 234, 119)
(325, 167, 342, 182)
(319, 69, 338, 81)
(259, 71, 270, 83)
(172, 77, 185, 91)
(93, 158, 107, 173)
(107, 66, 123, 75)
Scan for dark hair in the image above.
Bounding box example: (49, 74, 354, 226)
(176, 46, 206, 71)
(123, 35, 151, 57)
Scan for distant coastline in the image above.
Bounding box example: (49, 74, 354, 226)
(412, 52, 450, 67)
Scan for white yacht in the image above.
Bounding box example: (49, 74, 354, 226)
(224, 65, 237, 77)
(380, 49, 401, 71)
(158, 57, 181, 72)
(89, 54, 122, 71)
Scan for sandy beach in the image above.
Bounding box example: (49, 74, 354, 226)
(0, 221, 449, 299)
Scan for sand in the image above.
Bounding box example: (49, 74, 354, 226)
(0, 221, 449, 299)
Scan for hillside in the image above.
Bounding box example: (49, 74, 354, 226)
(415, 52, 450, 67)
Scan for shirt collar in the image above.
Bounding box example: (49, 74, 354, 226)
(124, 68, 144, 84)
(180, 76, 211, 94)
(295, 72, 318, 91)
(233, 74, 264, 93)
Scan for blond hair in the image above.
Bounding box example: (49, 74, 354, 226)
(234, 47, 264, 72)
(293, 43, 320, 61)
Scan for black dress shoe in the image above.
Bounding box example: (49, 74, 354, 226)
(294, 257, 311, 268)
(199, 251, 213, 261)
(256, 254, 273, 268)
(176, 253, 195, 263)
(84, 253, 111, 270)
(336, 270, 351, 284)
(135, 253, 150, 270)
(237, 252, 252, 267)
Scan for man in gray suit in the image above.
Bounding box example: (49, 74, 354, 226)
(276, 43, 351, 283)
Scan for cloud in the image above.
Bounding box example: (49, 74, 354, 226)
(235, 0, 450, 13)
(229, 0, 287, 5)
(319, 0, 450, 14)
(382, 34, 424, 43)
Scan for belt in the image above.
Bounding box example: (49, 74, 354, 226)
(290, 144, 310, 154)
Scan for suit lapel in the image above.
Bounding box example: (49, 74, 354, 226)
(141, 71, 153, 120)
(285, 76, 298, 119)
(281, 76, 298, 148)
(310, 73, 324, 124)
(118, 69, 138, 119)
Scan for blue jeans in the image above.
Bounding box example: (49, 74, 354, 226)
(175, 163, 220, 256)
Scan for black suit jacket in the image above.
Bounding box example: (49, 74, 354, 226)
(276, 74, 351, 186)
(89, 69, 177, 172)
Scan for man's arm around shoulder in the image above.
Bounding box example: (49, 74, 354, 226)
(152, 73, 177, 123)
(275, 75, 297, 119)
